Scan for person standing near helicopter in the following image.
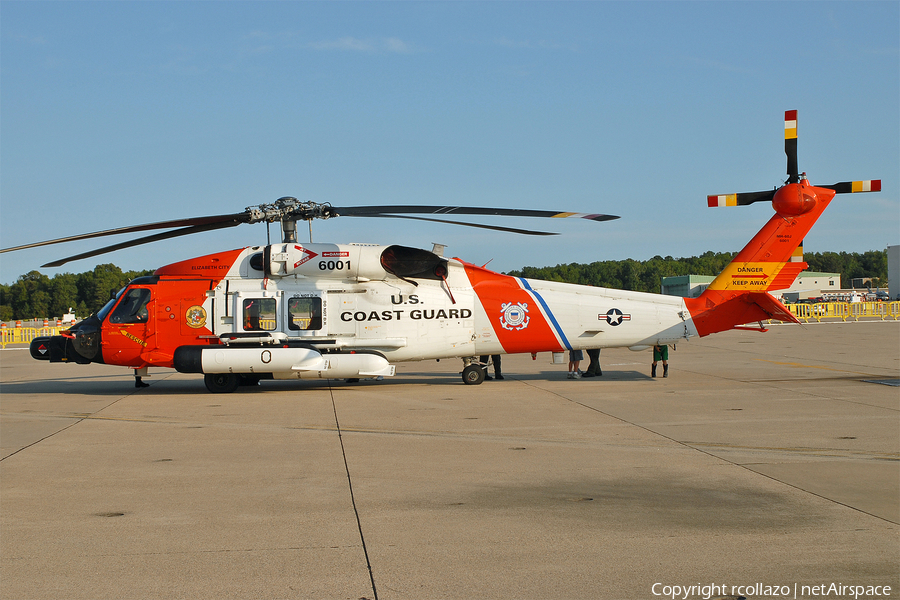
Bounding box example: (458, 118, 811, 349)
(567, 349, 583, 379)
(479, 355, 503, 380)
(651, 344, 668, 378)
(581, 348, 602, 377)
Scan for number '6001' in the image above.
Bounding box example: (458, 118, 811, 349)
(319, 260, 350, 270)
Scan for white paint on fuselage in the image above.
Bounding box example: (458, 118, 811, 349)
(206, 247, 697, 365)
(511, 277, 698, 350)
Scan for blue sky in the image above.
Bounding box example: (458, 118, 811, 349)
(2, 1, 897, 284)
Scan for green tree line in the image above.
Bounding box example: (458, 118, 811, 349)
(0, 264, 153, 322)
(803, 250, 888, 289)
(507, 250, 888, 293)
(0, 250, 888, 321)
(507, 251, 738, 292)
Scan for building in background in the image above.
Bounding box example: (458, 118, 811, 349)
(661, 272, 839, 301)
(659, 275, 714, 298)
(780, 272, 841, 302)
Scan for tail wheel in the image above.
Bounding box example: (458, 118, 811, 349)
(462, 364, 486, 385)
(204, 373, 240, 393)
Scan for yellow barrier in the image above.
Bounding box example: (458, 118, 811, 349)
(786, 302, 900, 322)
(847, 301, 900, 321)
(0, 327, 67, 349)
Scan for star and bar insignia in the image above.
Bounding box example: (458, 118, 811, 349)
(602, 308, 631, 326)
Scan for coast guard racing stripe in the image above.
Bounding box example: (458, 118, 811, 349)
(463, 262, 566, 353)
(516, 278, 572, 350)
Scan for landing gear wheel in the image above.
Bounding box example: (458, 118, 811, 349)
(204, 373, 240, 394)
(462, 364, 486, 385)
(239, 375, 261, 387)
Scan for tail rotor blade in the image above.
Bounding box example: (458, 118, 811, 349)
(708, 110, 881, 216)
(785, 109, 799, 183)
(707, 190, 776, 207)
(818, 180, 882, 194)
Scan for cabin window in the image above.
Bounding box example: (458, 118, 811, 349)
(243, 298, 277, 331)
(109, 288, 151, 324)
(288, 297, 322, 331)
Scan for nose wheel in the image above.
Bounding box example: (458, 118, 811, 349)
(204, 373, 240, 393)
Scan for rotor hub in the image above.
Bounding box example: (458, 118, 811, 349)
(772, 180, 817, 217)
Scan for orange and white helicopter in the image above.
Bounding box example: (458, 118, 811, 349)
(2, 111, 881, 392)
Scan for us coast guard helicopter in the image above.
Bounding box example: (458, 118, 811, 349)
(2, 111, 881, 392)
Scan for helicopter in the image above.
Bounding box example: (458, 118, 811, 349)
(1, 111, 881, 393)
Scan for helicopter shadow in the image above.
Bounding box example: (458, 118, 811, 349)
(503, 370, 654, 382)
(0, 368, 656, 397)
(0, 375, 144, 397)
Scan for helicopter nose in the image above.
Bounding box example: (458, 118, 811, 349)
(72, 328, 101, 361)
(67, 316, 103, 362)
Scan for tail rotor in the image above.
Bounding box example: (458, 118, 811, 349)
(707, 110, 881, 210)
(687, 110, 883, 337)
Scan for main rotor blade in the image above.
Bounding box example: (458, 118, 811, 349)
(785, 109, 799, 184)
(707, 189, 777, 207)
(41, 220, 243, 268)
(356, 214, 559, 236)
(1, 212, 250, 254)
(331, 205, 619, 222)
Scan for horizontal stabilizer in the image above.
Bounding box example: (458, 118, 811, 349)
(746, 292, 801, 325)
(685, 291, 800, 337)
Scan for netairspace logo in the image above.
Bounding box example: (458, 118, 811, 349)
(651, 582, 893, 600)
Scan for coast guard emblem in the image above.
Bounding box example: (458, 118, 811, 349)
(500, 302, 530, 331)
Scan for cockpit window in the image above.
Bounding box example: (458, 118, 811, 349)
(288, 297, 322, 331)
(243, 298, 277, 331)
(109, 288, 151, 324)
(97, 287, 127, 321)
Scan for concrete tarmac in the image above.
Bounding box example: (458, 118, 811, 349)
(1, 322, 898, 600)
